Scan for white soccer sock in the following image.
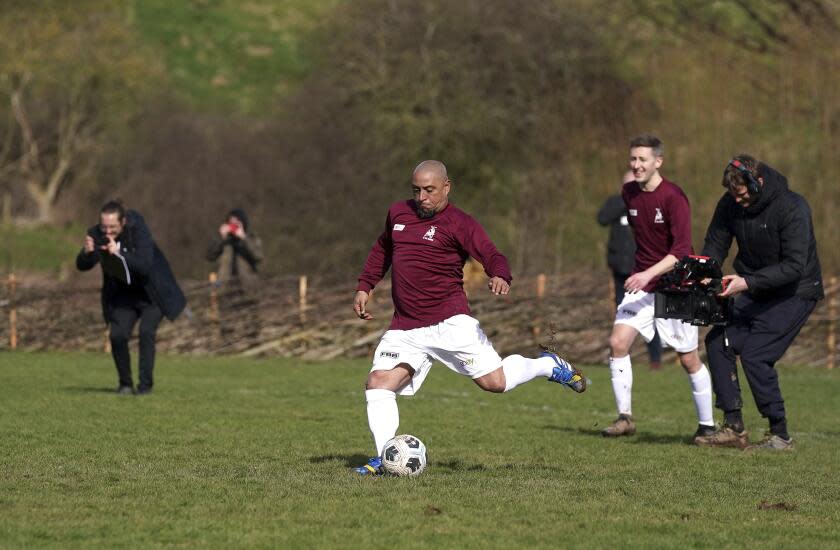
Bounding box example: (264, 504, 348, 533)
(365, 389, 399, 456)
(501, 354, 555, 392)
(609, 355, 633, 415)
(688, 365, 714, 426)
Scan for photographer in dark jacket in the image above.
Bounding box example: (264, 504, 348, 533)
(77, 201, 186, 395)
(206, 208, 263, 285)
(694, 156, 823, 450)
(598, 171, 662, 370)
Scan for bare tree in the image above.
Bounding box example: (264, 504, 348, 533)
(0, 74, 97, 223)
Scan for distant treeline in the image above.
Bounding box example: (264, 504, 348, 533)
(1, 0, 838, 279)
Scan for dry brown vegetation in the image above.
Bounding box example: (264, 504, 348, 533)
(3, 271, 837, 368)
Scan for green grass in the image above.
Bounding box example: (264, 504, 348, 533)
(1, 352, 839, 548)
(132, 0, 341, 112)
(0, 223, 84, 277)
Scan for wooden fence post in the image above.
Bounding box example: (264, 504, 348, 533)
(209, 272, 218, 322)
(8, 273, 17, 350)
(828, 276, 837, 370)
(299, 275, 308, 324)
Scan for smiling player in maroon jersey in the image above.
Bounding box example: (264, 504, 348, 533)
(602, 135, 715, 442)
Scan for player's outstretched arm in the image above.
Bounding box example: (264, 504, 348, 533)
(487, 276, 510, 296)
(354, 290, 374, 320)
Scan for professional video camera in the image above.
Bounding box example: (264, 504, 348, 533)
(654, 255, 733, 326)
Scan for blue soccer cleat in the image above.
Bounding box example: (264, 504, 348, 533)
(353, 456, 384, 476)
(542, 351, 587, 393)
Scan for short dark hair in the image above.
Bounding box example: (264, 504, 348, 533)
(723, 154, 759, 189)
(629, 134, 664, 157)
(100, 199, 126, 221)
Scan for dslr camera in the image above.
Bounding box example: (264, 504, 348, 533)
(654, 255, 733, 326)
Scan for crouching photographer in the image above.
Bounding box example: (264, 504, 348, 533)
(693, 156, 823, 450)
(77, 200, 186, 395)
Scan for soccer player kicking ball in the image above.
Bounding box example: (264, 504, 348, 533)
(352, 160, 586, 476)
(602, 135, 715, 441)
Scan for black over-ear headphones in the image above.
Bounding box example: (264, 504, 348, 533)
(728, 159, 761, 196)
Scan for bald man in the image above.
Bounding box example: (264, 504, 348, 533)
(352, 160, 587, 476)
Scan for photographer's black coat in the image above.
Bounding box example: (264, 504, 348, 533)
(76, 210, 187, 322)
(701, 164, 823, 301)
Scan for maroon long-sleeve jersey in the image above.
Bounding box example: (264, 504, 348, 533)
(357, 200, 512, 330)
(622, 177, 694, 292)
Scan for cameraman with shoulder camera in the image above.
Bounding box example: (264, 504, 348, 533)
(77, 200, 186, 395)
(695, 155, 823, 451)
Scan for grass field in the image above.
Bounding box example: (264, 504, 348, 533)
(1, 351, 839, 548)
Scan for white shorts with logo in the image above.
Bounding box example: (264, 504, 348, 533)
(370, 314, 502, 396)
(614, 291, 698, 353)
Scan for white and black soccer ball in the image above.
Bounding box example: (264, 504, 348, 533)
(380, 434, 427, 477)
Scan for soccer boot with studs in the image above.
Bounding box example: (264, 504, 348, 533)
(541, 351, 587, 393)
(353, 456, 384, 476)
(602, 414, 636, 437)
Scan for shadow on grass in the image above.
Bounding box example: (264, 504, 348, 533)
(542, 425, 604, 437)
(64, 386, 119, 394)
(310, 454, 371, 467)
(631, 432, 692, 445)
(543, 424, 693, 446)
(433, 459, 487, 473)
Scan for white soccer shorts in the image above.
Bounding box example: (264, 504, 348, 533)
(370, 314, 502, 396)
(614, 290, 698, 353)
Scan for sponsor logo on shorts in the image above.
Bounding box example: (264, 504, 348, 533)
(459, 358, 475, 367)
(379, 351, 400, 359)
(620, 308, 637, 316)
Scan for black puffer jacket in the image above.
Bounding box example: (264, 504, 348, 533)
(701, 163, 823, 301)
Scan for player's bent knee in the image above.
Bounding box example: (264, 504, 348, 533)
(365, 363, 414, 391)
(473, 369, 506, 393)
(678, 350, 701, 372)
(609, 335, 631, 357)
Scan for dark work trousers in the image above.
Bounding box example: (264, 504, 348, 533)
(109, 292, 164, 390)
(704, 294, 816, 421)
(613, 272, 662, 363)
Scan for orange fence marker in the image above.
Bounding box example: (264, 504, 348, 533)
(536, 273, 546, 299)
(209, 272, 218, 322)
(299, 275, 308, 324)
(828, 276, 837, 370)
(8, 273, 17, 350)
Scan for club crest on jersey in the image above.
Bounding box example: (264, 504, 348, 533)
(654, 208, 664, 224)
(423, 226, 437, 241)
